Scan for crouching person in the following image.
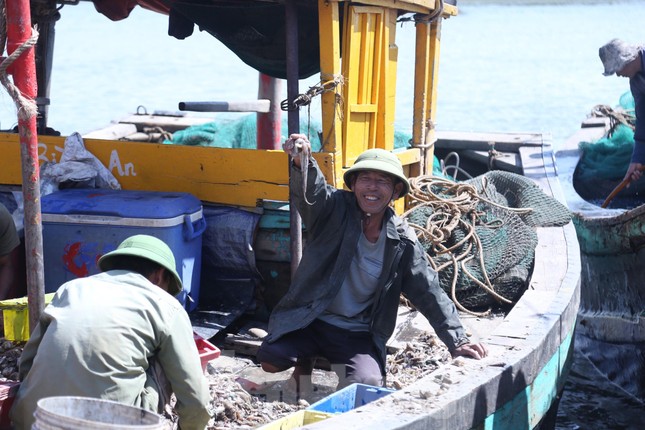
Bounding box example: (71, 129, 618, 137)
(10, 234, 211, 429)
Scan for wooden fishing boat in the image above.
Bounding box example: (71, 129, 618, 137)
(555, 116, 645, 402)
(0, 0, 581, 428)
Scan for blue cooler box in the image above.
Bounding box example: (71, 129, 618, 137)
(41, 189, 206, 312)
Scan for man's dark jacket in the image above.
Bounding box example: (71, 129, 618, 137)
(264, 158, 469, 366)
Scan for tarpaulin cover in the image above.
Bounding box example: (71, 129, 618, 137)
(90, 0, 321, 79)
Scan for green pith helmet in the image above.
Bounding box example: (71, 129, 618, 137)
(98, 234, 182, 296)
(343, 148, 411, 198)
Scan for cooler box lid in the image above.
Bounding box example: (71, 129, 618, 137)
(41, 189, 202, 226)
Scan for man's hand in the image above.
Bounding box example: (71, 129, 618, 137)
(283, 134, 311, 167)
(623, 162, 644, 185)
(452, 342, 488, 360)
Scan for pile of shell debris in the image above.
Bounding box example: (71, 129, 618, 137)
(0, 331, 451, 429)
(204, 330, 451, 429)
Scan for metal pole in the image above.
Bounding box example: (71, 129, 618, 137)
(31, 0, 59, 135)
(285, 0, 302, 277)
(257, 73, 282, 150)
(6, 0, 46, 333)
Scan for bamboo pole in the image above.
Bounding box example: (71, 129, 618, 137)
(601, 165, 645, 208)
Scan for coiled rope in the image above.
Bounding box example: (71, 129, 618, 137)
(0, 0, 39, 122)
(402, 175, 532, 317)
(590, 104, 635, 137)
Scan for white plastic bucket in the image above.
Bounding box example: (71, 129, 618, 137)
(32, 396, 167, 430)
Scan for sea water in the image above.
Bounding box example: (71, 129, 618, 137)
(1, 0, 643, 150)
(1, 0, 644, 428)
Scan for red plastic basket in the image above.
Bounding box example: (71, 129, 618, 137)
(0, 381, 20, 430)
(194, 332, 221, 371)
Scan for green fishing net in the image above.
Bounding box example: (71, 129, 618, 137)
(163, 114, 413, 151)
(405, 171, 571, 312)
(620, 91, 635, 113)
(578, 124, 634, 182)
(163, 114, 323, 149)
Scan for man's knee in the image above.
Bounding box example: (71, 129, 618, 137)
(350, 372, 385, 387)
(257, 342, 294, 373)
(337, 354, 385, 388)
(260, 362, 283, 373)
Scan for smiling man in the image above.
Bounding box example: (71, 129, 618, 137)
(256, 135, 487, 396)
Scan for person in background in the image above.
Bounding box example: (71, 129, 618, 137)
(10, 234, 211, 430)
(0, 203, 20, 299)
(599, 38, 645, 184)
(257, 135, 487, 396)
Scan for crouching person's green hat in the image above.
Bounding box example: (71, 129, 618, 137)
(98, 234, 182, 296)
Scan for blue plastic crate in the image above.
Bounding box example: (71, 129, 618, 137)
(307, 383, 395, 414)
(41, 189, 206, 312)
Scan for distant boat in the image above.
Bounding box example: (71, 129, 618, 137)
(555, 114, 645, 403)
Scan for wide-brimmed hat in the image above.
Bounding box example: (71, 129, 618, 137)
(98, 234, 182, 296)
(343, 148, 410, 198)
(599, 39, 641, 76)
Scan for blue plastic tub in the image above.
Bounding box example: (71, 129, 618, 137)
(41, 189, 206, 312)
(306, 383, 395, 414)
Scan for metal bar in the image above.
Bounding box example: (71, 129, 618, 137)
(31, 1, 59, 135)
(178, 100, 271, 113)
(257, 73, 282, 150)
(6, 0, 46, 335)
(285, 0, 302, 277)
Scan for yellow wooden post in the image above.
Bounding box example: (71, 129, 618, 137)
(411, 15, 442, 177)
(376, 8, 398, 151)
(317, 0, 343, 187)
(341, 5, 386, 168)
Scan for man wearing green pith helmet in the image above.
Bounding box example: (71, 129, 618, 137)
(257, 134, 487, 396)
(10, 235, 211, 430)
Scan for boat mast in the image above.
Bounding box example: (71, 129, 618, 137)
(31, 0, 59, 135)
(4, 0, 46, 332)
(285, 0, 302, 275)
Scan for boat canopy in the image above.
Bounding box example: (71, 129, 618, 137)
(85, 0, 455, 79)
(89, 0, 321, 78)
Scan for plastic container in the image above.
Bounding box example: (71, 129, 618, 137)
(41, 189, 206, 312)
(0, 293, 56, 341)
(194, 332, 220, 371)
(32, 396, 165, 429)
(0, 381, 20, 430)
(306, 383, 395, 414)
(256, 410, 332, 430)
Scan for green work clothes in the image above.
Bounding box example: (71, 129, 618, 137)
(10, 270, 211, 429)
